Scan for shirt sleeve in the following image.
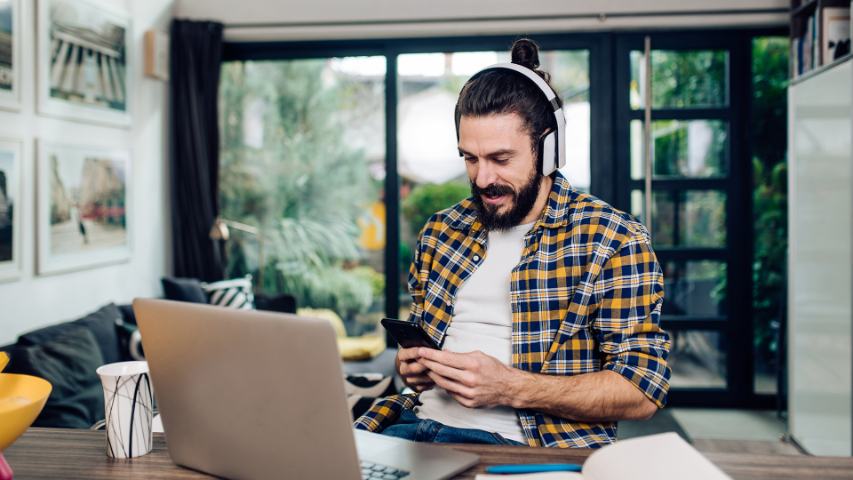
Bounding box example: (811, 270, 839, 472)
(406, 226, 427, 324)
(593, 225, 672, 408)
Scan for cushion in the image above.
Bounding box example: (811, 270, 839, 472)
(338, 335, 386, 361)
(201, 275, 254, 309)
(115, 318, 144, 361)
(6, 325, 106, 428)
(254, 293, 297, 314)
(117, 304, 137, 325)
(18, 304, 124, 365)
(345, 373, 396, 420)
(161, 277, 208, 304)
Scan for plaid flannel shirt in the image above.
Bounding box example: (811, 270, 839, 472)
(354, 172, 671, 448)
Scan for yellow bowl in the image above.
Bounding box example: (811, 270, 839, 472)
(0, 373, 52, 451)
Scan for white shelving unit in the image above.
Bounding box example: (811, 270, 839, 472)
(787, 56, 853, 456)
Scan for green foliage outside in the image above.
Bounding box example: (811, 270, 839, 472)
(636, 42, 788, 374)
(643, 50, 728, 108)
(219, 60, 382, 325)
(751, 38, 789, 364)
(402, 182, 470, 239)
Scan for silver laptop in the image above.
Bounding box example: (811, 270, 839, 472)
(133, 298, 479, 480)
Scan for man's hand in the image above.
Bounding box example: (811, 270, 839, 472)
(416, 348, 525, 409)
(396, 347, 435, 392)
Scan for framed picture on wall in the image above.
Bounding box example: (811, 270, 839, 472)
(0, 139, 22, 281)
(37, 0, 131, 126)
(37, 141, 131, 275)
(0, 0, 21, 110)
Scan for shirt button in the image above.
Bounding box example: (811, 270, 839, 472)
(473, 255, 480, 262)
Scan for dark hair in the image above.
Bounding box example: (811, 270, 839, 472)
(454, 38, 563, 173)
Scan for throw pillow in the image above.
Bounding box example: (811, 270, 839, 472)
(18, 303, 124, 365)
(115, 318, 145, 361)
(201, 275, 254, 309)
(6, 325, 106, 428)
(161, 277, 208, 304)
(345, 373, 396, 420)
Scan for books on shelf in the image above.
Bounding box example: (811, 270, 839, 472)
(791, 2, 851, 78)
(822, 7, 851, 63)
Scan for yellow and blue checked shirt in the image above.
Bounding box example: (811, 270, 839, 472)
(354, 172, 671, 448)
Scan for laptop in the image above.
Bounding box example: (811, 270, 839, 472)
(133, 298, 479, 480)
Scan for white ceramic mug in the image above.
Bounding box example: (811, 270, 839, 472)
(96, 361, 154, 458)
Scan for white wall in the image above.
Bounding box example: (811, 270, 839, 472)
(175, 0, 789, 41)
(0, 0, 174, 345)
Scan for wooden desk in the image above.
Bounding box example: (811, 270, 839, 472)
(5, 428, 853, 479)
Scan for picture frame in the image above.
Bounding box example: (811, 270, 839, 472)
(0, 138, 23, 282)
(37, 141, 131, 275)
(37, 0, 131, 126)
(0, 0, 22, 111)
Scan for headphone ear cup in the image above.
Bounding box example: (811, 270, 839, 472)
(540, 131, 557, 176)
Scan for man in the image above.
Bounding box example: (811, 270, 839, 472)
(355, 39, 671, 448)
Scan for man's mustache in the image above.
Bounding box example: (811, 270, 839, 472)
(472, 183, 515, 198)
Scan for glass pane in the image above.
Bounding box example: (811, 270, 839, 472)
(630, 119, 728, 179)
(752, 37, 789, 395)
(662, 260, 726, 317)
(219, 57, 387, 337)
(669, 329, 727, 388)
(630, 50, 729, 109)
(397, 50, 590, 301)
(631, 190, 726, 248)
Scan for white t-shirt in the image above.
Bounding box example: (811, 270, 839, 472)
(415, 221, 533, 443)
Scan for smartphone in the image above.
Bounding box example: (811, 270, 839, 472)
(381, 318, 439, 349)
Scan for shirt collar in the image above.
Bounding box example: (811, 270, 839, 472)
(448, 172, 573, 233)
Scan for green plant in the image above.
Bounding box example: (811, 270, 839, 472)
(752, 159, 787, 361)
(218, 59, 382, 322)
(751, 37, 789, 364)
(401, 182, 470, 238)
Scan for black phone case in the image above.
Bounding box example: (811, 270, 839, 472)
(381, 318, 438, 349)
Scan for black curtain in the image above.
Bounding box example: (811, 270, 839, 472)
(169, 20, 224, 282)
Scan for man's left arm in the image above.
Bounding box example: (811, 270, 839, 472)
(418, 226, 671, 422)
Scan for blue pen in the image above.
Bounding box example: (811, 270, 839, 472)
(485, 463, 583, 474)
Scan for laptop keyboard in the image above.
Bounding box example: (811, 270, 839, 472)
(360, 461, 410, 479)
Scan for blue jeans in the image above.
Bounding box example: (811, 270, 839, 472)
(380, 408, 526, 446)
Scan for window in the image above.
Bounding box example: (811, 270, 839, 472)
(219, 57, 387, 336)
(220, 30, 786, 409)
(751, 37, 789, 395)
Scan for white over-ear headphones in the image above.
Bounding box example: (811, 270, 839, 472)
(456, 62, 566, 176)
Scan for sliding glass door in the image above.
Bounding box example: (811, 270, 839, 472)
(615, 34, 753, 406)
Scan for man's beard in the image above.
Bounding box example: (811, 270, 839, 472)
(471, 169, 542, 231)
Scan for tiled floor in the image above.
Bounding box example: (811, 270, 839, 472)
(670, 408, 802, 455)
(620, 408, 803, 455)
(670, 409, 786, 441)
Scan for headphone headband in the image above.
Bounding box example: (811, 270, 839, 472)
(458, 62, 566, 176)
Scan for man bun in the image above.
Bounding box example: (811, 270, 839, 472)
(510, 38, 549, 82)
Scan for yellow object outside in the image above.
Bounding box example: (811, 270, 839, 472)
(297, 308, 386, 360)
(337, 335, 386, 361)
(0, 373, 52, 451)
(0, 352, 7, 373)
(357, 201, 386, 251)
